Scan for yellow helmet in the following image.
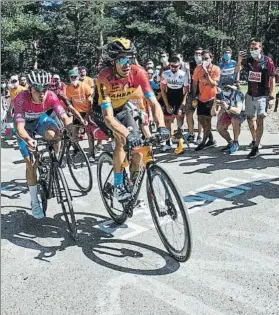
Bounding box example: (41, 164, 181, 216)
(106, 37, 136, 59)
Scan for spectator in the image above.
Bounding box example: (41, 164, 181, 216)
(145, 59, 154, 70)
(66, 69, 95, 162)
(218, 47, 239, 88)
(19, 75, 29, 90)
(79, 66, 94, 93)
(235, 37, 276, 159)
(185, 47, 204, 143)
(158, 51, 170, 81)
(192, 49, 221, 151)
(216, 85, 246, 154)
(8, 75, 25, 102)
(147, 69, 160, 95)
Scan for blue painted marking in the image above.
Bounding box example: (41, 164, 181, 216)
(215, 187, 245, 199)
(184, 193, 217, 203)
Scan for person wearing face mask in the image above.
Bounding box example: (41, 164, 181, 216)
(216, 85, 246, 153)
(160, 55, 190, 152)
(217, 47, 239, 88)
(66, 69, 95, 162)
(158, 51, 170, 81)
(185, 47, 204, 144)
(235, 37, 276, 159)
(8, 75, 25, 102)
(192, 49, 221, 151)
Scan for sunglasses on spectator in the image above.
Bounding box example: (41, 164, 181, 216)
(11, 80, 18, 83)
(116, 57, 132, 66)
(70, 76, 78, 79)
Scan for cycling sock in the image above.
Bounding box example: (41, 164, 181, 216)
(114, 173, 123, 186)
(29, 185, 39, 204)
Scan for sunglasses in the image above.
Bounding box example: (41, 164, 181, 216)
(11, 80, 18, 83)
(116, 57, 132, 66)
(70, 76, 78, 79)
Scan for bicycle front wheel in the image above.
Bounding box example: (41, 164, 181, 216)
(146, 164, 192, 262)
(97, 152, 128, 224)
(55, 167, 77, 239)
(66, 142, 93, 193)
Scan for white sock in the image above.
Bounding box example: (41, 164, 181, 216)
(29, 185, 39, 205)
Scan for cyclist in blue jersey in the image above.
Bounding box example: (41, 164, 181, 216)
(218, 47, 239, 88)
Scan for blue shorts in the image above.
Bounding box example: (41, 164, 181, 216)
(17, 113, 59, 158)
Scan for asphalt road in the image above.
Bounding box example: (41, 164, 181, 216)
(1, 121, 279, 315)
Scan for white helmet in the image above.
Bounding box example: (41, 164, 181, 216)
(27, 70, 52, 89)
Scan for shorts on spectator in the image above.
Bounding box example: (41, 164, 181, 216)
(218, 111, 247, 127)
(244, 94, 267, 117)
(197, 99, 215, 117)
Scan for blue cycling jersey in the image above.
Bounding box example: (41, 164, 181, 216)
(218, 59, 237, 87)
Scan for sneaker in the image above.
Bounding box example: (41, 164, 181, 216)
(229, 141, 239, 154)
(31, 202, 44, 219)
(249, 141, 262, 149)
(196, 136, 202, 145)
(88, 155, 95, 163)
(195, 142, 206, 151)
(247, 146, 259, 159)
(221, 142, 232, 152)
(204, 140, 217, 149)
(186, 134, 195, 143)
(114, 184, 130, 202)
(161, 144, 172, 152)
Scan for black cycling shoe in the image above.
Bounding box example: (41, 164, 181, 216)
(195, 142, 206, 151)
(247, 146, 259, 159)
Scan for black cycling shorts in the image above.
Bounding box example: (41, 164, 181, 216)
(197, 99, 215, 117)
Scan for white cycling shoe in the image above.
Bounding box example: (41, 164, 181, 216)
(31, 202, 44, 219)
(114, 184, 130, 202)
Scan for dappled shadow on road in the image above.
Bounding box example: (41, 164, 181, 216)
(184, 177, 279, 216)
(1, 179, 28, 199)
(1, 137, 18, 150)
(1, 209, 179, 275)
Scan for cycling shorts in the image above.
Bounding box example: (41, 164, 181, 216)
(17, 113, 59, 158)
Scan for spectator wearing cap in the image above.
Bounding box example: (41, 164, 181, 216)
(52, 74, 67, 94)
(79, 66, 94, 94)
(66, 69, 95, 162)
(19, 75, 29, 90)
(8, 75, 25, 102)
(235, 37, 276, 159)
(216, 85, 246, 154)
(217, 47, 239, 88)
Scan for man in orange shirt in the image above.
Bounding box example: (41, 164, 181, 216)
(79, 66, 94, 94)
(8, 75, 25, 101)
(192, 50, 221, 151)
(66, 69, 95, 162)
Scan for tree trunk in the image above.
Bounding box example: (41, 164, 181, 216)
(33, 39, 39, 69)
(252, 1, 259, 35)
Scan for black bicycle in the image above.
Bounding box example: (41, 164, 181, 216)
(58, 126, 93, 193)
(97, 134, 192, 262)
(32, 136, 77, 239)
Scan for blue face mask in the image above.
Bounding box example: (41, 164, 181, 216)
(223, 53, 231, 61)
(117, 57, 132, 66)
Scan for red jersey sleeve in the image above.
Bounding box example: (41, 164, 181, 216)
(14, 90, 28, 123)
(46, 91, 66, 117)
(133, 66, 155, 99)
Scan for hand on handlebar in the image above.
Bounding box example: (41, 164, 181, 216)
(27, 139, 37, 152)
(126, 133, 143, 149)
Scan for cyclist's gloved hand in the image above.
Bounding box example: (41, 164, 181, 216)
(158, 127, 170, 141)
(65, 123, 76, 142)
(126, 133, 143, 149)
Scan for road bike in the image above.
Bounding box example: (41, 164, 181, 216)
(97, 134, 192, 262)
(32, 136, 77, 239)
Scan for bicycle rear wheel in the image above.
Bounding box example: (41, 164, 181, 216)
(97, 152, 128, 224)
(66, 142, 93, 193)
(55, 166, 77, 239)
(146, 164, 192, 262)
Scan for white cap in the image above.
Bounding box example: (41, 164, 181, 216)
(11, 75, 18, 81)
(53, 74, 60, 79)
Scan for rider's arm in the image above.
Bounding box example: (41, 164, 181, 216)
(145, 96, 165, 127)
(160, 81, 170, 110)
(16, 122, 33, 142)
